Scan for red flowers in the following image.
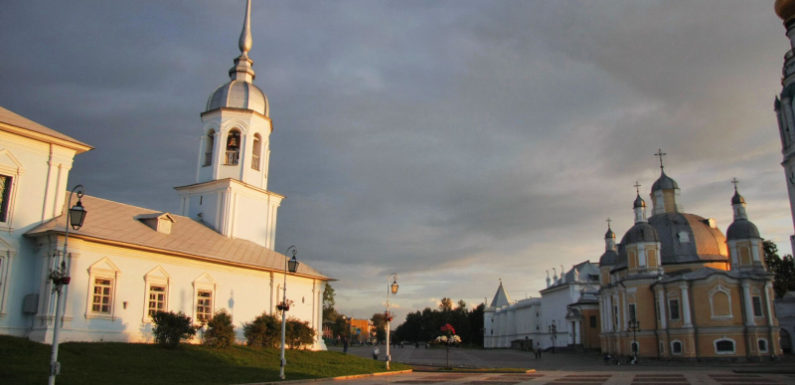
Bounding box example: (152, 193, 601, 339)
(440, 323, 455, 335)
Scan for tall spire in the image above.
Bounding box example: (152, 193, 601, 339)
(654, 148, 667, 171)
(239, 0, 253, 55)
(229, 0, 256, 82)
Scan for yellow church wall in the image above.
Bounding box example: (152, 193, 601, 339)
(690, 281, 744, 327)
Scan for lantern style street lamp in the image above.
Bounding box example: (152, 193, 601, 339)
(385, 273, 398, 370)
(279, 245, 299, 380)
(49, 185, 87, 385)
(628, 318, 640, 363)
(548, 323, 557, 353)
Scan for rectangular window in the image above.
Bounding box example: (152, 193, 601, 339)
(196, 290, 213, 323)
(147, 285, 166, 317)
(752, 296, 763, 317)
(628, 303, 637, 322)
(589, 315, 597, 328)
(91, 278, 113, 314)
(669, 299, 680, 320)
(0, 175, 13, 222)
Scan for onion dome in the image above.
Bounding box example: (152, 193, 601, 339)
(633, 194, 646, 208)
(727, 220, 760, 240)
(651, 171, 679, 192)
(776, 0, 795, 22)
(605, 227, 615, 239)
(622, 222, 659, 244)
(731, 190, 746, 205)
(599, 249, 618, 267)
(205, 0, 269, 117)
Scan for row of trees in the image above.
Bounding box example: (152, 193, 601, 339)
(150, 310, 314, 349)
(764, 240, 795, 298)
(393, 298, 484, 347)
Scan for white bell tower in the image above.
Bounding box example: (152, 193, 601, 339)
(176, 0, 283, 250)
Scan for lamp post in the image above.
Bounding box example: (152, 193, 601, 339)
(628, 318, 640, 363)
(279, 245, 299, 380)
(548, 323, 557, 353)
(385, 273, 398, 370)
(48, 185, 87, 385)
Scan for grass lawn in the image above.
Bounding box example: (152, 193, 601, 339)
(0, 335, 410, 385)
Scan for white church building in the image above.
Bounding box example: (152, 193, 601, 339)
(483, 261, 600, 350)
(0, 1, 329, 349)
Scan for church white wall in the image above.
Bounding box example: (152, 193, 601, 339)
(0, 130, 79, 338)
(28, 236, 325, 350)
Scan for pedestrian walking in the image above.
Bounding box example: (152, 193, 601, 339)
(535, 342, 542, 359)
(372, 346, 380, 360)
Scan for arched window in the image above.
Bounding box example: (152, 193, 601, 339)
(251, 134, 261, 170)
(225, 129, 241, 165)
(715, 338, 735, 354)
(204, 130, 215, 166)
(709, 285, 733, 320)
(671, 340, 683, 354)
(757, 339, 768, 353)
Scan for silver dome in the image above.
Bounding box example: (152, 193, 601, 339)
(206, 80, 269, 116)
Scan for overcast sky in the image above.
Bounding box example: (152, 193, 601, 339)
(1, 0, 792, 323)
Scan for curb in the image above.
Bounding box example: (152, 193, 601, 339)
(237, 369, 414, 385)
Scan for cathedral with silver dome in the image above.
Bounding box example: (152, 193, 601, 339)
(598, 153, 781, 360)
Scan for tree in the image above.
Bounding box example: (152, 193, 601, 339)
(371, 312, 387, 343)
(323, 283, 336, 314)
(204, 310, 236, 348)
(764, 240, 795, 298)
(243, 312, 280, 347)
(151, 311, 196, 348)
(439, 297, 453, 312)
(286, 318, 316, 349)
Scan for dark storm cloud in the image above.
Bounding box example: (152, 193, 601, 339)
(0, 0, 790, 320)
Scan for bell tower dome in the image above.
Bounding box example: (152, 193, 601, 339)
(175, 0, 283, 250)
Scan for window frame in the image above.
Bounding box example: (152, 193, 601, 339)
(757, 338, 768, 353)
(192, 273, 216, 326)
(714, 338, 736, 355)
(85, 257, 120, 320)
(671, 340, 683, 355)
(752, 296, 763, 317)
(142, 266, 170, 323)
(669, 298, 680, 320)
(203, 129, 215, 167)
(251, 134, 262, 171)
(225, 129, 241, 165)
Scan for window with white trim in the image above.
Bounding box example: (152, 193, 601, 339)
(86, 257, 120, 319)
(203, 130, 215, 166)
(196, 290, 213, 323)
(147, 285, 166, 317)
(251, 134, 261, 170)
(192, 273, 215, 325)
(143, 266, 170, 322)
(225, 129, 241, 165)
(714, 338, 735, 354)
(91, 278, 113, 314)
(0, 175, 13, 222)
(671, 340, 683, 354)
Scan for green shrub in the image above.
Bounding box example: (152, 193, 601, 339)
(286, 318, 316, 349)
(204, 310, 236, 348)
(243, 313, 279, 347)
(151, 311, 196, 348)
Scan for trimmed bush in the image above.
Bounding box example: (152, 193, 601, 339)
(243, 313, 280, 347)
(286, 318, 316, 349)
(204, 311, 236, 348)
(151, 311, 196, 348)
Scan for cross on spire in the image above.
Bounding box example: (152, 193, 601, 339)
(606, 217, 612, 229)
(634, 181, 641, 195)
(654, 148, 667, 170)
(731, 177, 739, 192)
